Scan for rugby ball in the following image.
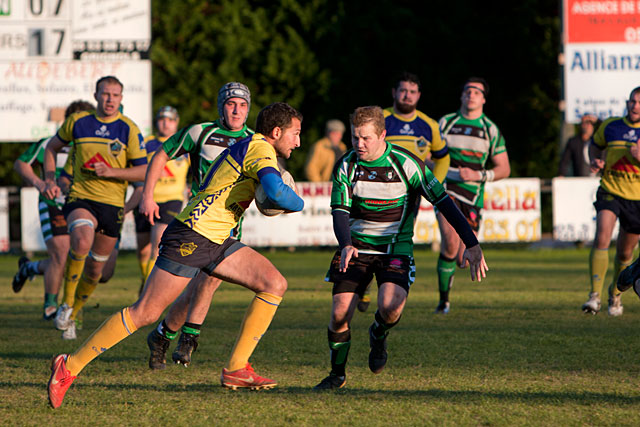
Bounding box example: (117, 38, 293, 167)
(255, 170, 298, 217)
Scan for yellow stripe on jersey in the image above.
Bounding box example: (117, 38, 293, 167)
(177, 133, 279, 243)
(58, 110, 146, 207)
(594, 116, 640, 200)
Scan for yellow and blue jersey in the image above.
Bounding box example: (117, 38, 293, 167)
(144, 134, 189, 204)
(57, 110, 147, 207)
(593, 116, 640, 200)
(177, 133, 279, 243)
(383, 108, 448, 163)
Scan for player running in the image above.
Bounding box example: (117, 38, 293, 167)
(48, 102, 304, 408)
(143, 82, 254, 369)
(12, 100, 94, 319)
(434, 77, 510, 314)
(313, 106, 487, 390)
(582, 86, 640, 316)
(42, 76, 148, 340)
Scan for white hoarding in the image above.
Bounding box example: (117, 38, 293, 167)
(563, 0, 640, 123)
(552, 177, 618, 241)
(564, 43, 640, 122)
(0, 0, 151, 141)
(0, 60, 153, 141)
(20, 179, 542, 251)
(241, 179, 542, 247)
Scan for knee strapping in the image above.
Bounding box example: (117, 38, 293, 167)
(89, 251, 110, 263)
(68, 218, 95, 233)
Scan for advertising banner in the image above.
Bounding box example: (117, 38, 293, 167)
(563, 0, 640, 123)
(552, 176, 619, 241)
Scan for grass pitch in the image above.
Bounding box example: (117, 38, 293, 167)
(1, 247, 640, 426)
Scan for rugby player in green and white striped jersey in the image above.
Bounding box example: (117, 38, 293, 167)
(314, 106, 487, 390)
(140, 82, 254, 370)
(435, 77, 511, 314)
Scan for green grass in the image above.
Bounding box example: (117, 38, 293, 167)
(2, 247, 640, 426)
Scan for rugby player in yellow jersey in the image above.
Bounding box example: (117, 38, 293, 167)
(143, 83, 254, 370)
(358, 72, 451, 312)
(42, 76, 148, 340)
(133, 106, 186, 292)
(47, 102, 304, 408)
(582, 86, 640, 316)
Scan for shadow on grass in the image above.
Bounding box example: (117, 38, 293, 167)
(5, 381, 640, 405)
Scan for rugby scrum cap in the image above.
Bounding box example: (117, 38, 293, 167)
(218, 82, 251, 123)
(156, 105, 179, 120)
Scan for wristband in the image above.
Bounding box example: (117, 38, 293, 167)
(486, 169, 495, 182)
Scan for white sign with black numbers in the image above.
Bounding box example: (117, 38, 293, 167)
(0, 0, 151, 142)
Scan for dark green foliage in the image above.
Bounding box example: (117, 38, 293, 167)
(149, 0, 561, 180)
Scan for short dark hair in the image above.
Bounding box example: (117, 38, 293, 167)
(629, 86, 640, 99)
(256, 102, 303, 136)
(95, 75, 123, 93)
(394, 71, 421, 92)
(464, 77, 489, 97)
(65, 100, 94, 119)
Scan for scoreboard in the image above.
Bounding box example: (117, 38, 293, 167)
(0, 0, 152, 141)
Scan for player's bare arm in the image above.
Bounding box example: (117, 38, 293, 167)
(42, 136, 66, 200)
(94, 162, 147, 182)
(14, 159, 46, 193)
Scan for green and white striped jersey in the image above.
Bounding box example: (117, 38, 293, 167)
(17, 137, 72, 209)
(439, 112, 507, 207)
(162, 119, 254, 196)
(331, 142, 447, 257)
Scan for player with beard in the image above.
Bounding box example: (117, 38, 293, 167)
(582, 86, 640, 317)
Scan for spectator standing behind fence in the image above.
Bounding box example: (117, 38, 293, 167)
(558, 114, 602, 177)
(305, 119, 347, 182)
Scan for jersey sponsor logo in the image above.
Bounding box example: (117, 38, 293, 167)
(82, 152, 110, 170)
(610, 156, 640, 173)
(623, 129, 638, 142)
(399, 124, 414, 135)
(363, 198, 400, 206)
(179, 242, 198, 256)
(109, 139, 124, 157)
(95, 125, 110, 138)
(162, 165, 175, 178)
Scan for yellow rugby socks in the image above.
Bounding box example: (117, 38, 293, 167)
(66, 307, 137, 376)
(62, 249, 87, 307)
(226, 292, 282, 371)
(71, 274, 100, 320)
(609, 257, 633, 297)
(589, 247, 609, 295)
